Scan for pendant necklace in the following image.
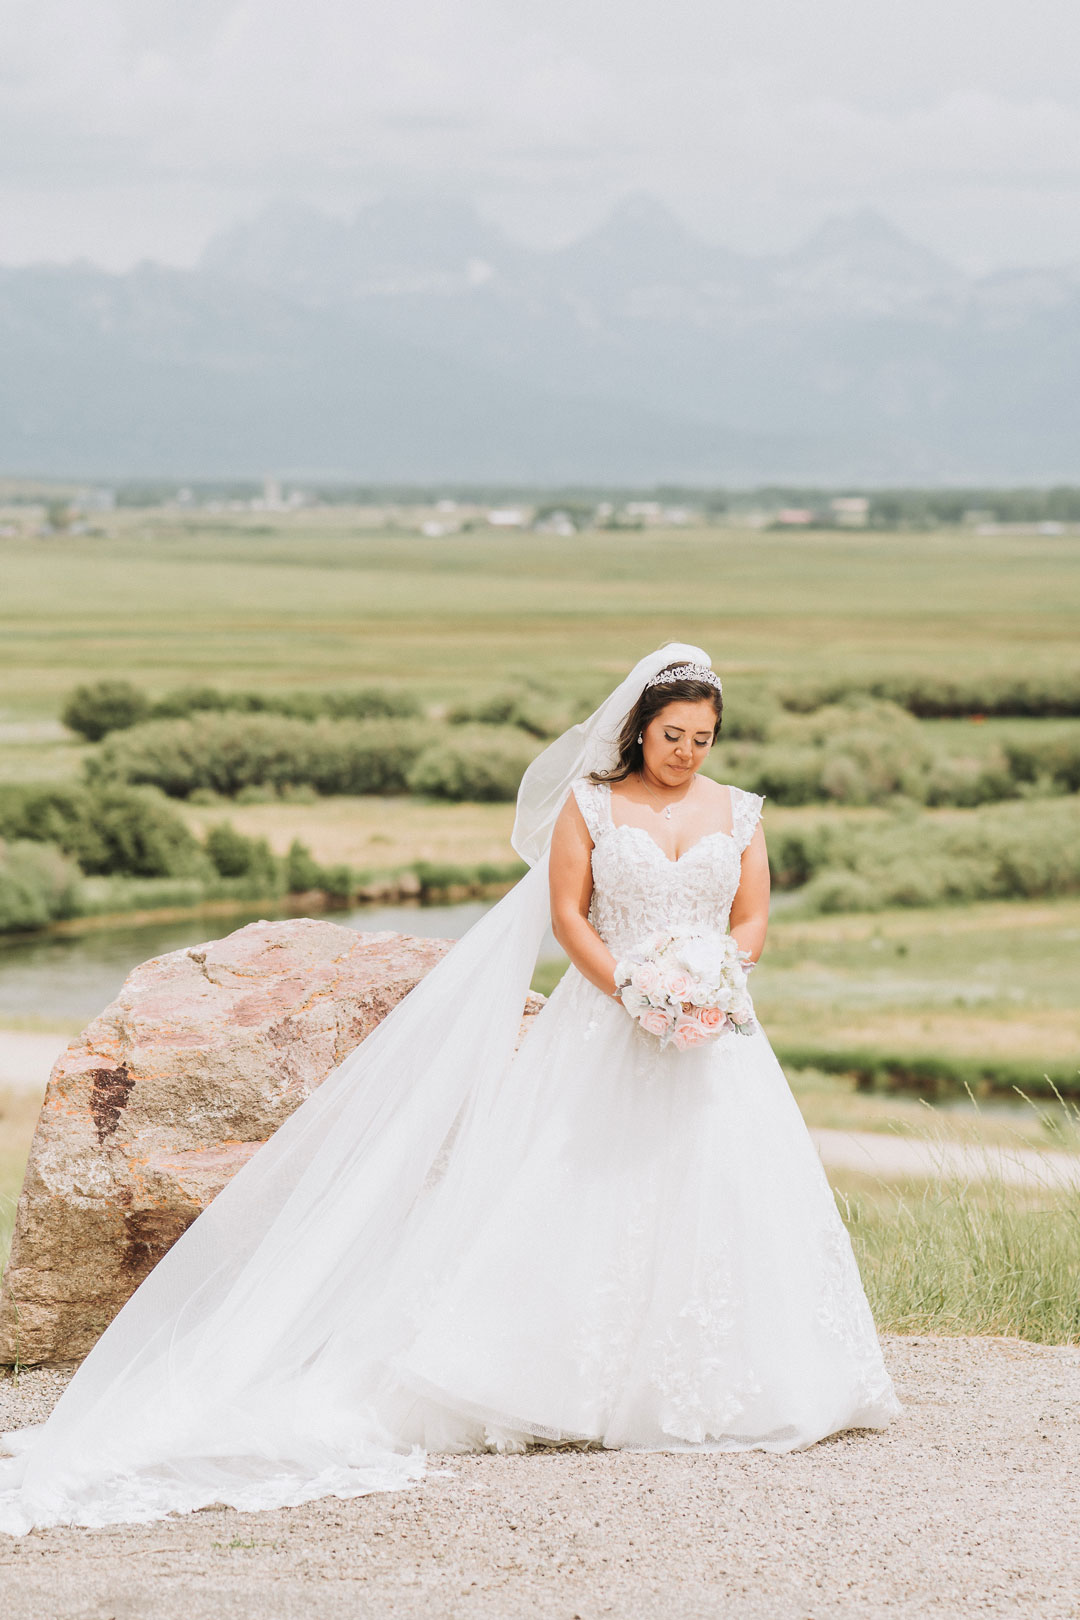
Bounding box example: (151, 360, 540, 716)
(637, 770, 692, 820)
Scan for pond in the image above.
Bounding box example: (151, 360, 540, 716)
(0, 901, 562, 1031)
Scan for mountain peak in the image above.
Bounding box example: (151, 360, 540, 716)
(604, 192, 693, 238)
(790, 208, 959, 279)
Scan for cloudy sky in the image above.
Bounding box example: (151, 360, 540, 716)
(3, 0, 1080, 271)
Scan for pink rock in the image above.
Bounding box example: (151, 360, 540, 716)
(0, 918, 544, 1366)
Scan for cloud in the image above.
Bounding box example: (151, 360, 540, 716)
(2, 0, 1080, 268)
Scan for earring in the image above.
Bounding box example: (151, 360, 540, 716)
(637, 732, 643, 744)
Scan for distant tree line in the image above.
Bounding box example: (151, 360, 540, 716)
(84, 481, 1080, 522)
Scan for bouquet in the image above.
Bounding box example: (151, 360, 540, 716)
(613, 929, 757, 1051)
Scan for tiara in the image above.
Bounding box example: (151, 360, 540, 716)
(644, 663, 722, 694)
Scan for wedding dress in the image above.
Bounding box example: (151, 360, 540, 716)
(0, 643, 899, 1534)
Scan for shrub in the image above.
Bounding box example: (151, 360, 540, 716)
(61, 679, 150, 741)
(320, 863, 356, 903)
(203, 822, 281, 891)
(147, 684, 421, 723)
(86, 713, 419, 798)
(447, 685, 569, 738)
(407, 725, 540, 802)
(1004, 734, 1080, 794)
(0, 783, 85, 846)
(284, 837, 323, 892)
(319, 688, 421, 721)
(711, 700, 933, 807)
(0, 782, 204, 878)
(774, 798, 1080, 913)
(0, 840, 81, 931)
(149, 684, 231, 720)
(711, 744, 826, 804)
(720, 688, 778, 742)
(776, 670, 1080, 719)
(797, 868, 883, 914)
(922, 751, 1015, 808)
(71, 787, 207, 877)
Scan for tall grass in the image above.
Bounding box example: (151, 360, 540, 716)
(839, 1094, 1080, 1343)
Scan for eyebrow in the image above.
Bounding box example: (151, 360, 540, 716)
(662, 724, 713, 736)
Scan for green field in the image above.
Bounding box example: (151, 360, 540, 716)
(1, 518, 1078, 721)
(2, 513, 1080, 1336)
(2, 520, 1079, 1060)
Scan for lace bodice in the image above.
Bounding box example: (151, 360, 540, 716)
(570, 777, 765, 957)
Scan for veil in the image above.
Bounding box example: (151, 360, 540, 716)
(0, 641, 713, 1532)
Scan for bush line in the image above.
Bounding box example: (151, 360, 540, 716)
(778, 1044, 1080, 1100)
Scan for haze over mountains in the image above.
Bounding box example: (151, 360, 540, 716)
(3, 195, 1079, 484)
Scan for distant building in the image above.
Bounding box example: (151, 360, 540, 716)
(533, 511, 576, 536)
(776, 508, 814, 526)
(486, 507, 529, 528)
(830, 496, 869, 527)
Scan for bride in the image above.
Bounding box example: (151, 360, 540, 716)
(0, 643, 899, 1533)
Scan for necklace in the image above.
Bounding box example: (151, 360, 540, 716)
(636, 770, 694, 820)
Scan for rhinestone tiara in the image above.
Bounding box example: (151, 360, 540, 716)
(644, 662, 722, 694)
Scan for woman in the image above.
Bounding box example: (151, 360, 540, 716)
(0, 643, 899, 1533)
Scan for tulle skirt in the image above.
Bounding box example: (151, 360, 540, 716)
(373, 966, 900, 1453)
(0, 964, 899, 1533)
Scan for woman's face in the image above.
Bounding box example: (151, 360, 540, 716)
(640, 699, 717, 785)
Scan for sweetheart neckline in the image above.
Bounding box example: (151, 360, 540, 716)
(594, 778, 738, 865)
(607, 821, 737, 866)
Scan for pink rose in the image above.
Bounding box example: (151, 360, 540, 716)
(697, 1005, 726, 1030)
(672, 1020, 709, 1049)
(666, 971, 692, 1001)
(639, 1006, 672, 1037)
(633, 962, 662, 997)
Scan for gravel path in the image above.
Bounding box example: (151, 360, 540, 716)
(810, 1126, 1080, 1188)
(2, 1336, 1079, 1619)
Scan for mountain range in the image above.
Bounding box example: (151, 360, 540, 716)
(2, 195, 1079, 483)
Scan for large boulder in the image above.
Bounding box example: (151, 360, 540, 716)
(0, 918, 544, 1366)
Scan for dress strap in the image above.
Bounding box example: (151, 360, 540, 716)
(570, 776, 612, 844)
(730, 785, 765, 854)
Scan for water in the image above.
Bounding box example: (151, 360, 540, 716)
(0, 899, 562, 1031)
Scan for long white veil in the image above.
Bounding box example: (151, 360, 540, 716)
(0, 641, 712, 1533)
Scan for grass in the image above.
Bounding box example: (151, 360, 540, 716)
(2, 512, 1079, 1335)
(535, 893, 1080, 1084)
(0, 1086, 39, 1274)
(1, 520, 1078, 718)
(754, 894, 1080, 1095)
(788, 1068, 1080, 1147)
(836, 1161, 1080, 1344)
(179, 794, 520, 871)
(4, 1069, 1079, 1340)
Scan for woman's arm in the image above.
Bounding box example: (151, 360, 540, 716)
(727, 821, 770, 963)
(548, 793, 622, 997)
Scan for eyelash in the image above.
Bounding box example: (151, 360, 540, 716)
(664, 733, 710, 745)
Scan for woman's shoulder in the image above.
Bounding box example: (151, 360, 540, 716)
(720, 780, 765, 808)
(721, 781, 766, 850)
(566, 775, 610, 840)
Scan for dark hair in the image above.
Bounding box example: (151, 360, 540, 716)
(588, 664, 723, 784)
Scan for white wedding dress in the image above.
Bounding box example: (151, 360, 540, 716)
(0, 643, 899, 1534)
(373, 779, 899, 1452)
